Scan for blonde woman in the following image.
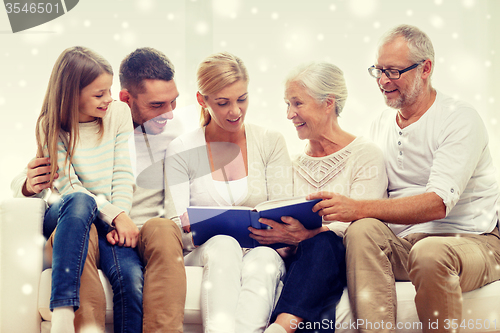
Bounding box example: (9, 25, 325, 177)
(165, 52, 292, 332)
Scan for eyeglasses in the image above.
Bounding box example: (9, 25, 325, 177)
(368, 61, 424, 80)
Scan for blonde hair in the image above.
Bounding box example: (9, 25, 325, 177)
(36, 46, 113, 188)
(196, 52, 248, 126)
(286, 62, 348, 116)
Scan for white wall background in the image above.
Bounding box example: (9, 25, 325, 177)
(0, 0, 499, 201)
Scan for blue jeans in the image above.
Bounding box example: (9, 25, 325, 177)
(45, 193, 144, 333)
(272, 231, 347, 332)
(95, 220, 144, 333)
(44, 192, 98, 310)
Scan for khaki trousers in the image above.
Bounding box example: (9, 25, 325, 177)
(137, 218, 187, 333)
(45, 224, 106, 333)
(46, 218, 187, 333)
(344, 218, 500, 333)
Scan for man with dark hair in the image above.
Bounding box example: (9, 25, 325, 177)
(117, 47, 186, 333)
(119, 47, 179, 135)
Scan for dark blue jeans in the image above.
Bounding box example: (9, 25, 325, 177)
(44, 192, 144, 333)
(95, 220, 144, 333)
(272, 231, 347, 333)
(44, 192, 98, 310)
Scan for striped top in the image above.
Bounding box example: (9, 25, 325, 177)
(51, 101, 134, 225)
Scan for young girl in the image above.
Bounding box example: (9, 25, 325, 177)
(36, 46, 142, 333)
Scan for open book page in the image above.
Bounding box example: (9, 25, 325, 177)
(188, 205, 251, 218)
(254, 196, 314, 212)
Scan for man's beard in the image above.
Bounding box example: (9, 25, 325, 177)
(384, 77, 423, 110)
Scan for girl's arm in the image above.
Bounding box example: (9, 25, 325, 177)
(108, 107, 137, 246)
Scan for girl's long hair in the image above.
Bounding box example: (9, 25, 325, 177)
(35, 46, 113, 189)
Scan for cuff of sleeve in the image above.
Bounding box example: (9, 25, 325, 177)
(182, 232, 196, 251)
(426, 185, 460, 217)
(326, 222, 350, 238)
(99, 205, 125, 225)
(172, 216, 196, 251)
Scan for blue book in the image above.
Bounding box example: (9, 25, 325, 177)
(187, 197, 322, 248)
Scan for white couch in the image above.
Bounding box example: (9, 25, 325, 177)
(1, 198, 500, 333)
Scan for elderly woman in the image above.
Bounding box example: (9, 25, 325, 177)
(165, 52, 293, 333)
(251, 62, 388, 333)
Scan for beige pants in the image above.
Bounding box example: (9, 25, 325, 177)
(344, 218, 500, 333)
(137, 218, 186, 333)
(46, 218, 186, 333)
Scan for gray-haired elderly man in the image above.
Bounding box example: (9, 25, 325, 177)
(309, 24, 500, 333)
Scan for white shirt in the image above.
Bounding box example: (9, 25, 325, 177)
(370, 91, 500, 237)
(128, 108, 188, 228)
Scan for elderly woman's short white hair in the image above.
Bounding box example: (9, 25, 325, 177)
(285, 62, 348, 116)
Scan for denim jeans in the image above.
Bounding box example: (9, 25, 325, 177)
(95, 219, 144, 333)
(45, 192, 144, 333)
(44, 192, 98, 310)
(272, 231, 347, 333)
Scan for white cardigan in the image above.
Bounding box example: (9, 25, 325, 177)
(164, 123, 293, 250)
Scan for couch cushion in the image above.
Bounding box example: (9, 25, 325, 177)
(39, 267, 500, 332)
(39, 266, 204, 324)
(336, 280, 500, 333)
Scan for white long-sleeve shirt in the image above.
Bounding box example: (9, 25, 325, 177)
(370, 91, 500, 237)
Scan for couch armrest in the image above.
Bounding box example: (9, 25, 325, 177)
(1, 198, 46, 333)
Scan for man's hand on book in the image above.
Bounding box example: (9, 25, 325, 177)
(307, 191, 362, 222)
(249, 216, 322, 246)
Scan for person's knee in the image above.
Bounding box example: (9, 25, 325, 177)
(59, 192, 97, 227)
(141, 218, 181, 242)
(243, 247, 284, 278)
(139, 218, 184, 265)
(408, 238, 458, 280)
(204, 235, 242, 260)
(64, 192, 96, 209)
(344, 218, 384, 244)
(300, 232, 346, 267)
(305, 231, 344, 252)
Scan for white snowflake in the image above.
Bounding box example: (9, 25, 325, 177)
(21, 284, 33, 295)
(195, 21, 209, 35)
(348, 0, 378, 18)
